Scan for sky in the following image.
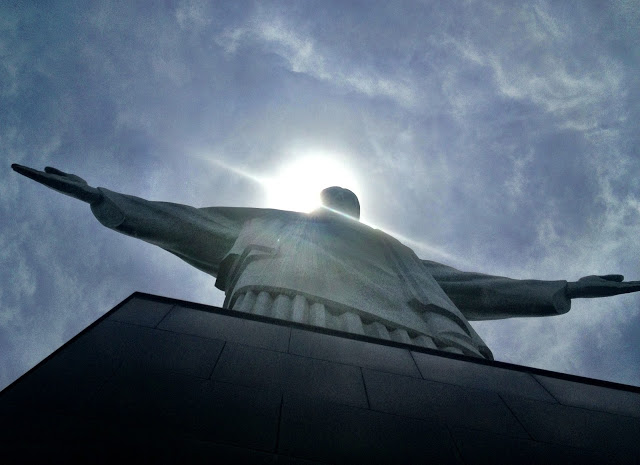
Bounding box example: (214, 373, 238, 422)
(1, 0, 639, 390)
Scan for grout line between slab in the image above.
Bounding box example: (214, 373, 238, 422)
(525, 374, 640, 419)
(445, 423, 470, 465)
(497, 393, 534, 441)
(208, 341, 227, 380)
(530, 373, 561, 404)
(153, 304, 177, 329)
(408, 350, 424, 379)
(360, 367, 371, 409)
(286, 327, 293, 353)
(274, 394, 284, 453)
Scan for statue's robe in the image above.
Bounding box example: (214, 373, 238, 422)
(91, 188, 571, 360)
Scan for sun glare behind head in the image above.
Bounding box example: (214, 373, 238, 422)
(266, 153, 361, 213)
(200, 151, 459, 264)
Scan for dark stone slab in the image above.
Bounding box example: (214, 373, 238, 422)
(158, 305, 291, 352)
(275, 454, 333, 464)
(0, 342, 120, 413)
(0, 404, 104, 442)
(451, 427, 617, 465)
(278, 393, 461, 464)
(199, 381, 282, 452)
(89, 365, 206, 428)
(213, 342, 368, 408)
(362, 368, 529, 438)
(0, 409, 280, 464)
(411, 351, 556, 402)
(172, 439, 279, 464)
(503, 394, 640, 463)
(90, 435, 280, 465)
(91, 365, 282, 451)
(289, 329, 421, 377)
(108, 297, 174, 327)
(534, 374, 640, 418)
(76, 320, 224, 378)
(165, 439, 279, 464)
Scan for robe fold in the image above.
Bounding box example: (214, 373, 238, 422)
(91, 188, 571, 360)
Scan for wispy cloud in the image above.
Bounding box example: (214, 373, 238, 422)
(175, 0, 211, 31)
(216, 15, 417, 108)
(444, 3, 624, 132)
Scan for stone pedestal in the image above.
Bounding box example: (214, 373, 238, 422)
(1, 293, 638, 463)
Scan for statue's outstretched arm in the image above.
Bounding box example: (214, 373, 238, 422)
(12, 163, 243, 277)
(12, 164, 102, 204)
(424, 259, 640, 321)
(422, 260, 571, 320)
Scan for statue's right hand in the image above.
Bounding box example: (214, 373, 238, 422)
(11, 164, 103, 204)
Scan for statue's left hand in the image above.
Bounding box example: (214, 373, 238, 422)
(566, 275, 640, 299)
(11, 164, 102, 204)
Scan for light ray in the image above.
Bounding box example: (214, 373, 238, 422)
(320, 206, 462, 264)
(208, 158, 271, 186)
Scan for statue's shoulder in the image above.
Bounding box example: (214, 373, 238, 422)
(198, 206, 306, 224)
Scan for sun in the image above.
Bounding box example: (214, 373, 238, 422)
(265, 152, 362, 213)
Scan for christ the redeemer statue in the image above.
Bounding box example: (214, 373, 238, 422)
(12, 164, 640, 360)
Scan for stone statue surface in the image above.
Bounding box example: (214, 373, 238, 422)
(12, 164, 640, 359)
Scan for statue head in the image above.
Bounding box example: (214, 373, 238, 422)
(319, 186, 360, 220)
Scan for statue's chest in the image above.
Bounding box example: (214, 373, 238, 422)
(228, 217, 393, 273)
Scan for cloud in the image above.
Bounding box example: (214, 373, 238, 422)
(216, 15, 417, 108)
(504, 149, 534, 205)
(442, 3, 624, 132)
(175, 0, 212, 31)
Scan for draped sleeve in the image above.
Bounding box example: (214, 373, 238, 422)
(422, 260, 571, 321)
(90, 188, 262, 277)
